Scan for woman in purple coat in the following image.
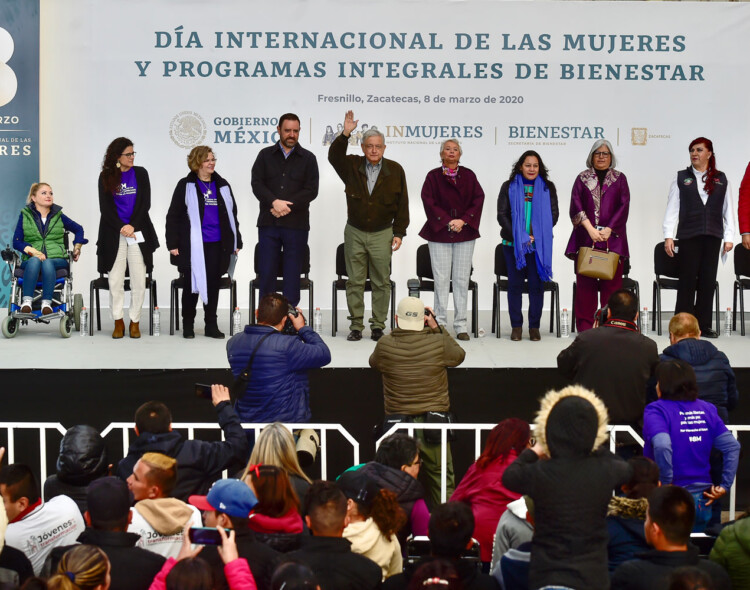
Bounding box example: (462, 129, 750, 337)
(565, 139, 631, 331)
(419, 139, 484, 340)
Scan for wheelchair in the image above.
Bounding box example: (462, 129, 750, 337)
(1, 235, 84, 338)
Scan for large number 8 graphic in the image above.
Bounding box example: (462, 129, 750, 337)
(0, 27, 18, 108)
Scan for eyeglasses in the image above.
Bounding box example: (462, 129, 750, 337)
(204, 158, 217, 163)
(121, 152, 136, 158)
(593, 151, 611, 157)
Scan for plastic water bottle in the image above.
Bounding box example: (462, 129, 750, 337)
(79, 307, 88, 336)
(561, 308, 570, 337)
(313, 307, 323, 333)
(641, 307, 650, 336)
(232, 307, 242, 334)
(152, 307, 160, 336)
(724, 308, 732, 337)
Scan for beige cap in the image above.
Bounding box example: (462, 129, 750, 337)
(396, 297, 425, 331)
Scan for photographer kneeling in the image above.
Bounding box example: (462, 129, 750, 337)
(370, 296, 466, 508)
(227, 293, 331, 458)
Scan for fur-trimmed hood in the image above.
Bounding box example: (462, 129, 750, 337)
(535, 385, 609, 458)
(607, 496, 648, 520)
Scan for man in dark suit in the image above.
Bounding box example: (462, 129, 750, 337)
(251, 113, 319, 306)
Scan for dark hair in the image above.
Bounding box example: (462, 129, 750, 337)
(407, 559, 462, 590)
(271, 561, 318, 590)
(135, 401, 172, 434)
(100, 137, 134, 194)
(476, 419, 530, 470)
(375, 433, 419, 470)
(302, 480, 347, 535)
(250, 464, 300, 518)
(623, 457, 660, 500)
(689, 137, 719, 196)
(0, 464, 39, 504)
(257, 293, 290, 326)
(656, 360, 699, 402)
(507, 150, 556, 192)
(607, 289, 638, 322)
(19, 577, 47, 590)
(56, 425, 108, 485)
(428, 502, 474, 558)
(648, 485, 695, 545)
(165, 557, 214, 590)
(668, 566, 715, 590)
(278, 113, 300, 128)
(361, 488, 407, 540)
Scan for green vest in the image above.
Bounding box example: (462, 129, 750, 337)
(21, 207, 66, 260)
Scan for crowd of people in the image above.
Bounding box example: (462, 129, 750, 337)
(14, 109, 750, 343)
(0, 298, 745, 589)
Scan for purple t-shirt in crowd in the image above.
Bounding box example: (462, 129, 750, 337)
(114, 168, 137, 224)
(199, 180, 220, 242)
(643, 398, 728, 488)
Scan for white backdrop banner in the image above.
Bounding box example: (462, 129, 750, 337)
(38, 0, 750, 317)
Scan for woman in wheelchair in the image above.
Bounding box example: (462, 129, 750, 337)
(13, 182, 87, 314)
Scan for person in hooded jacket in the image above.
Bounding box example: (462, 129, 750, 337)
(502, 386, 632, 590)
(355, 433, 431, 547)
(606, 456, 660, 574)
(650, 313, 737, 422)
(44, 425, 109, 514)
(116, 386, 249, 501)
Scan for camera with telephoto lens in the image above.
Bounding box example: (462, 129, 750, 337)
(594, 305, 609, 327)
(282, 304, 304, 335)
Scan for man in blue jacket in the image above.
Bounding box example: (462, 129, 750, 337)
(227, 293, 331, 425)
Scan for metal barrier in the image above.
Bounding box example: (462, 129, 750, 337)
(100, 422, 359, 481)
(0, 421, 744, 519)
(377, 423, 744, 519)
(0, 422, 67, 483)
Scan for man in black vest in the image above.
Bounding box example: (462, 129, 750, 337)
(662, 138, 734, 338)
(557, 289, 659, 429)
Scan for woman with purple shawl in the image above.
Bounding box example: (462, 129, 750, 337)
(497, 150, 559, 341)
(565, 139, 631, 332)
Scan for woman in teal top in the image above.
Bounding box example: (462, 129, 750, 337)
(497, 151, 559, 341)
(13, 182, 87, 314)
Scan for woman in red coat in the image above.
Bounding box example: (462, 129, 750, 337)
(449, 418, 530, 565)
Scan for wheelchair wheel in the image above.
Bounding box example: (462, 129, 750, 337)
(59, 316, 73, 338)
(73, 293, 83, 331)
(1, 316, 18, 338)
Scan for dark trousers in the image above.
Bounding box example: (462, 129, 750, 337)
(675, 235, 721, 332)
(574, 259, 624, 332)
(258, 226, 309, 306)
(182, 241, 222, 327)
(503, 245, 543, 329)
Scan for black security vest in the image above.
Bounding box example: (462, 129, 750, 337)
(676, 167, 727, 240)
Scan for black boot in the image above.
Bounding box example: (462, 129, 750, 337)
(183, 322, 195, 339)
(205, 324, 225, 339)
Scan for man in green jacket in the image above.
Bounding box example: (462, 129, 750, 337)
(328, 110, 409, 342)
(369, 296, 466, 507)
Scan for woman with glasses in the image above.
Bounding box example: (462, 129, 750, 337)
(97, 137, 159, 338)
(565, 139, 631, 331)
(419, 138, 485, 340)
(166, 146, 241, 339)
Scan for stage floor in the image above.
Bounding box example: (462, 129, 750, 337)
(2, 309, 749, 370)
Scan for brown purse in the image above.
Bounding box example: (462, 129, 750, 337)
(576, 241, 619, 280)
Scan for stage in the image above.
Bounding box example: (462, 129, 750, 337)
(1, 309, 748, 510)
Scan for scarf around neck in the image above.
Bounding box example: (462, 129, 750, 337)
(185, 179, 237, 302)
(509, 174, 553, 282)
